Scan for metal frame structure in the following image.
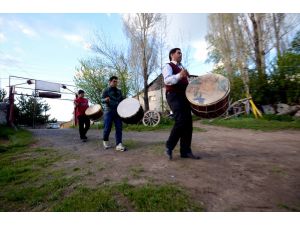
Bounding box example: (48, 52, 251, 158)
(8, 75, 77, 128)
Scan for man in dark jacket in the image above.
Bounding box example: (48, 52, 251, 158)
(162, 48, 200, 160)
(101, 76, 126, 151)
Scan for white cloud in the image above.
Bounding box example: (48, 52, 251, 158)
(10, 20, 38, 38)
(63, 34, 84, 43)
(13, 46, 25, 55)
(0, 33, 5, 42)
(83, 42, 92, 50)
(63, 33, 91, 51)
(191, 40, 209, 63)
(166, 14, 208, 45)
(0, 53, 22, 67)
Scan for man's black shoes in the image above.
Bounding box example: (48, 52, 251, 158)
(81, 136, 88, 142)
(165, 149, 172, 160)
(181, 153, 201, 160)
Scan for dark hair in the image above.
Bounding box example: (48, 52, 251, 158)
(169, 48, 181, 61)
(78, 90, 84, 94)
(109, 76, 118, 82)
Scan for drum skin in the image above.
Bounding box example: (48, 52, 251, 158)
(85, 104, 103, 121)
(185, 74, 230, 118)
(117, 98, 144, 124)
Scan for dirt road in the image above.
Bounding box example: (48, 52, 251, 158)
(30, 121, 300, 211)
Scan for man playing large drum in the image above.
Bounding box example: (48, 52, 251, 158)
(101, 76, 126, 151)
(162, 48, 200, 160)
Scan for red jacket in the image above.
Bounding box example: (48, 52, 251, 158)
(74, 97, 89, 118)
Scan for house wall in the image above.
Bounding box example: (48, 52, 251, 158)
(135, 75, 198, 113)
(137, 87, 168, 112)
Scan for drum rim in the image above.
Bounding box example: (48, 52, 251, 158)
(191, 98, 229, 114)
(117, 98, 141, 119)
(186, 73, 230, 106)
(85, 104, 102, 116)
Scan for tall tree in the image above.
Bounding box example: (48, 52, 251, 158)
(0, 88, 6, 102)
(206, 13, 298, 102)
(270, 31, 300, 104)
(272, 13, 286, 57)
(74, 58, 109, 105)
(249, 13, 268, 80)
(91, 32, 131, 98)
(157, 14, 168, 112)
(15, 94, 51, 126)
(123, 13, 162, 111)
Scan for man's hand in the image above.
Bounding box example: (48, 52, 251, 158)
(180, 69, 189, 79)
(105, 97, 110, 103)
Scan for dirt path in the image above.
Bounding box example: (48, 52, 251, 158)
(30, 122, 300, 211)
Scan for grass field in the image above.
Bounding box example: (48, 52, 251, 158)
(201, 115, 300, 131)
(0, 125, 203, 212)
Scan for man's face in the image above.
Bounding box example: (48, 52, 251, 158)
(171, 50, 182, 63)
(78, 93, 84, 98)
(110, 79, 118, 87)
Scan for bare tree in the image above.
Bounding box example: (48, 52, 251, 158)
(206, 13, 299, 98)
(123, 13, 162, 111)
(206, 14, 235, 83)
(272, 13, 286, 57)
(157, 14, 168, 112)
(249, 13, 268, 79)
(91, 31, 131, 97)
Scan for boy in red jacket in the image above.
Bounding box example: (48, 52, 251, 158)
(74, 90, 90, 142)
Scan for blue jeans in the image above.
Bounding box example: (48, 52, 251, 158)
(103, 110, 122, 145)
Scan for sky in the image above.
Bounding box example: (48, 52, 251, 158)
(0, 13, 212, 121)
(0, 1, 298, 122)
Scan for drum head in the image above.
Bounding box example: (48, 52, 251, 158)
(85, 104, 101, 116)
(186, 73, 230, 106)
(117, 98, 141, 118)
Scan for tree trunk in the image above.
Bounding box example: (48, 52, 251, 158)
(250, 13, 263, 76)
(250, 14, 267, 80)
(273, 14, 282, 57)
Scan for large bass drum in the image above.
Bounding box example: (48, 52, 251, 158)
(185, 73, 230, 118)
(117, 98, 144, 124)
(85, 104, 103, 121)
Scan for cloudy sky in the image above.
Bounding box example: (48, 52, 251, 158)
(0, 13, 212, 121)
(0, 0, 297, 122)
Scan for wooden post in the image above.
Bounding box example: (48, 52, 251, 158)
(8, 86, 15, 127)
(74, 93, 78, 126)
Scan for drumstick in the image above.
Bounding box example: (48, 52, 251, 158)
(62, 84, 77, 94)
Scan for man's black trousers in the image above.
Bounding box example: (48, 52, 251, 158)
(166, 92, 193, 156)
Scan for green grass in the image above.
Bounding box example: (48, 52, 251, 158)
(123, 139, 139, 149)
(52, 186, 123, 212)
(53, 183, 204, 212)
(0, 126, 34, 152)
(202, 115, 300, 131)
(278, 203, 300, 212)
(0, 125, 204, 212)
(193, 127, 206, 132)
(0, 126, 69, 211)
